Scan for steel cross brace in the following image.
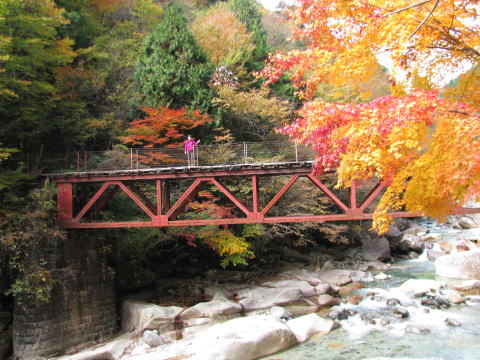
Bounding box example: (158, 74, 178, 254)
(55, 170, 479, 229)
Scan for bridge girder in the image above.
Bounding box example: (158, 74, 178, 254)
(50, 163, 477, 229)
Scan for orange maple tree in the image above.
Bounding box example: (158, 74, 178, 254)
(280, 91, 480, 233)
(263, 0, 480, 232)
(121, 107, 212, 164)
(261, 0, 479, 98)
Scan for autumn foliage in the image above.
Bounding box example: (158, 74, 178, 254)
(280, 90, 480, 233)
(122, 107, 212, 148)
(261, 0, 480, 97)
(263, 0, 480, 232)
(121, 107, 212, 164)
(190, 3, 254, 71)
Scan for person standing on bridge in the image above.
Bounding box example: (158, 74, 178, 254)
(184, 135, 200, 167)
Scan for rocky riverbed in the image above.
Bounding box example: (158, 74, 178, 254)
(55, 214, 480, 360)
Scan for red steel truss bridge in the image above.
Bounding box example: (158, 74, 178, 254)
(46, 141, 479, 229)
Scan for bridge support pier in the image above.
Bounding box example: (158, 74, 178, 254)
(12, 234, 117, 359)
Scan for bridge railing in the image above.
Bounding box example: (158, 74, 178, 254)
(42, 141, 316, 173)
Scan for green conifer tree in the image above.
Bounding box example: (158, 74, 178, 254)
(135, 3, 214, 113)
(229, 0, 270, 72)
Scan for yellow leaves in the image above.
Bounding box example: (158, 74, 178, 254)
(200, 230, 250, 257)
(191, 3, 254, 71)
(264, 0, 479, 97)
(444, 67, 480, 108)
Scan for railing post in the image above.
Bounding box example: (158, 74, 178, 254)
(84, 152, 87, 172)
(130, 148, 133, 169)
(76, 151, 80, 171)
(243, 142, 247, 164)
(136, 149, 139, 170)
(295, 143, 298, 162)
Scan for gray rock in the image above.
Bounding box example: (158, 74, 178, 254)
(398, 279, 445, 295)
(441, 290, 465, 304)
(142, 330, 163, 347)
(452, 280, 480, 291)
(445, 318, 461, 327)
(180, 289, 243, 319)
(284, 305, 320, 317)
(55, 333, 134, 360)
(421, 297, 441, 309)
(435, 250, 480, 279)
(268, 306, 292, 320)
(121, 301, 183, 333)
(386, 298, 400, 306)
(405, 324, 431, 334)
(392, 308, 409, 318)
(362, 237, 391, 261)
(421, 232, 442, 242)
(317, 294, 340, 307)
(235, 286, 303, 311)
(124, 315, 298, 360)
(403, 225, 429, 236)
(286, 314, 339, 342)
(458, 214, 480, 229)
(317, 269, 352, 286)
(280, 269, 323, 286)
(328, 308, 351, 320)
(315, 283, 334, 295)
(261, 279, 318, 297)
(399, 234, 424, 252)
(350, 270, 368, 282)
(384, 224, 403, 244)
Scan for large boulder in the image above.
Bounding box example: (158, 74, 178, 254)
(234, 286, 304, 312)
(121, 301, 183, 333)
(403, 225, 429, 236)
(457, 214, 480, 229)
(397, 279, 445, 295)
(399, 234, 424, 252)
(316, 269, 352, 286)
(125, 315, 298, 360)
(280, 269, 323, 286)
(180, 289, 242, 319)
(384, 225, 403, 249)
(286, 314, 339, 343)
(55, 333, 134, 360)
(435, 250, 480, 279)
(362, 237, 391, 261)
(261, 279, 318, 297)
(452, 280, 480, 291)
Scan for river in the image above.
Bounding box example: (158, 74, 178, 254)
(263, 220, 480, 360)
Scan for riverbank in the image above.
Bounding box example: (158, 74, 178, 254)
(54, 214, 480, 360)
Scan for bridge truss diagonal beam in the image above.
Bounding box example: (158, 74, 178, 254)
(53, 162, 480, 229)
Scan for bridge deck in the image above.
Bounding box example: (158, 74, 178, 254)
(49, 159, 479, 229)
(46, 161, 317, 182)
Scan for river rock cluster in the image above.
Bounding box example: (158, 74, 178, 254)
(55, 214, 480, 360)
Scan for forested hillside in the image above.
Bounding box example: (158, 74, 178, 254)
(0, 0, 379, 305)
(0, 0, 478, 311)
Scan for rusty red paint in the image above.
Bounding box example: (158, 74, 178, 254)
(54, 164, 480, 229)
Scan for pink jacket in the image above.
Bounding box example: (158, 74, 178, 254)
(184, 139, 199, 152)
